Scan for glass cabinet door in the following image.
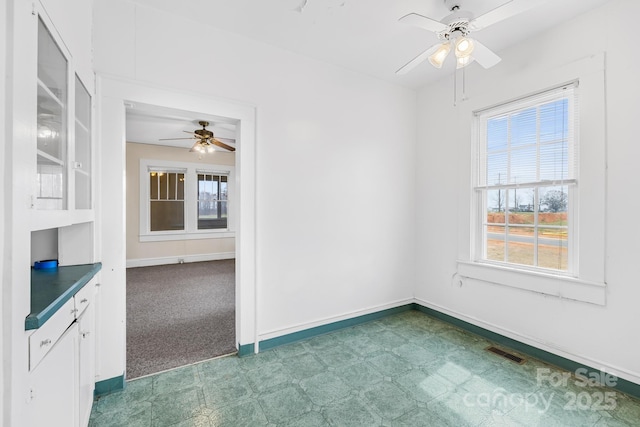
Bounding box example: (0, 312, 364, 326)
(75, 76, 91, 209)
(36, 17, 67, 210)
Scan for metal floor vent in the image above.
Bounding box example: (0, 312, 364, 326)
(486, 346, 526, 364)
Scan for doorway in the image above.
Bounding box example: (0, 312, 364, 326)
(96, 77, 257, 384)
(124, 103, 239, 378)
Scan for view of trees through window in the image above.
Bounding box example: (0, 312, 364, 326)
(479, 88, 576, 272)
(197, 173, 228, 229)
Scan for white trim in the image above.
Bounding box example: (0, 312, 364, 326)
(413, 298, 640, 386)
(456, 260, 606, 305)
(95, 75, 257, 382)
(257, 298, 414, 341)
(139, 231, 234, 242)
(126, 252, 235, 268)
(459, 53, 606, 304)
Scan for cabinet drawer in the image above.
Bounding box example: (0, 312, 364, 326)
(74, 279, 95, 318)
(29, 298, 76, 371)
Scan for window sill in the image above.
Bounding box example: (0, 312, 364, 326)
(456, 260, 606, 306)
(139, 231, 235, 242)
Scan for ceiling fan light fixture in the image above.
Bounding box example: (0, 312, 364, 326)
(454, 36, 475, 58)
(428, 42, 451, 68)
(456, 55, 474, 69)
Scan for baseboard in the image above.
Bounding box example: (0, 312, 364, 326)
(412, 299, 640, 399)
(126, 252, 235, 268)
(94, 375, 126, 398)
(260, 304, 414, 351)
(238, 342, 255, 357)
(258, 298, 415, 342)
(238, 298, 640, 399)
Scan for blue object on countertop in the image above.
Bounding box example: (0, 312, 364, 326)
(34, 259, 58, 270)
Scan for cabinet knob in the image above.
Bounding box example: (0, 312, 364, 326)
(81, 331, 91, 338)
(71, 308, 78, 314)
(80, 298, 88, 304)
(40, 339, 51, 348)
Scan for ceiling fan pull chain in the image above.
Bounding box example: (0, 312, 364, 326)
(453, 68, 457, 107)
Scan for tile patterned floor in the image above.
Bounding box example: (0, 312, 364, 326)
(89, 311, 640, 426)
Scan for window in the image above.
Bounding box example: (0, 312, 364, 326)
(140, 159, 234, 241)
(197, 173, 227, 229)
(149, 169, 185, 231)
(474, 83, 578, 274)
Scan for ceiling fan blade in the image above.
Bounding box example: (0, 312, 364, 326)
(396, 43, 440, 75)
(159, 137, 197, 141)
(470, 0, 540, 31)
(211, 138, 236, 152)
(216, 137, 236, 144)
(398, 13, 448, 33)
(471, 39, 501, 69)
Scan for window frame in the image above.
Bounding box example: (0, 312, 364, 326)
(473, 83, 578, 276)
(454, 53, 606, 305)
(139, 159, 235, 242)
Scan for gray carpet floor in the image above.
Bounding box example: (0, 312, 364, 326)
(126, 259, 236, 379)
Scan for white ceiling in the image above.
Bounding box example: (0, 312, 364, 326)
(126, 0, 611, 147)
(131, 0, 611, 89)
(125, 102, 238, 149)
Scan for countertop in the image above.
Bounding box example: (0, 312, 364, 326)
(26, 262, 102, 330)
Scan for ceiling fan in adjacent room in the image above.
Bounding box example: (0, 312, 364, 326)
(159, 121, 236, 153)
(396, 0, 540, 74)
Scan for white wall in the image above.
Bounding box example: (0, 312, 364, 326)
(93, 0, 416, 351)
(1, 0, 7, 422)
(415, 0, 640, 384)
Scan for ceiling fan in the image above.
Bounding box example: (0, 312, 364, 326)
(159, 121, 236, 153)
(396, 0, 540, 74)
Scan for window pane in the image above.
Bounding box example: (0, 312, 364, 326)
(487, 116, 508, 150)
(487, 152, 507, 186)
(168, 173, 177, 200)
(487, 189, 506, 223)
(198, 201, 227, 229)
(150, 201, 184, 231)
(486, 225, 505, 262)
(540, 99, 568, 143)
(538, 228, 568, 270)
(220, 201, 227, 218)
(539, 142, 568, 181)
(509, 145, 537, 183)
(220, 176, 228, 201)
(539, 186, 568, 215)
(510, 107, 537, 147)
(150, 173, 158, 199)
(177, 174, 185, 199)
(159, 173, 167, 199)
(507, 227, 534, 266)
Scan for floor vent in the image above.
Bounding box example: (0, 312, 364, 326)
(486, 346, 526, 364)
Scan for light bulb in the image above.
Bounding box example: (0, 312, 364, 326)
(455, 37, 475, 58)
(456, 56, 474, 69)
(207, 146, 214, 153)
(428, 42, 451, 69)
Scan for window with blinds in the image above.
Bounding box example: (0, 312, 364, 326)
(474, 83, 578, 272)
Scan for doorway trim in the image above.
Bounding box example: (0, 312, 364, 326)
(95, 76, 257, 384)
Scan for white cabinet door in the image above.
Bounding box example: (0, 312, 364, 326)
(28, 323, 79, 427)
(78, 298, 95, 427)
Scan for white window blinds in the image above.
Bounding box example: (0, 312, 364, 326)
(475, 82, 579, 191)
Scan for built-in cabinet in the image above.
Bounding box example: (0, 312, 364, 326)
(14, 1, 98, 426)
(27, 277, 98, 427)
